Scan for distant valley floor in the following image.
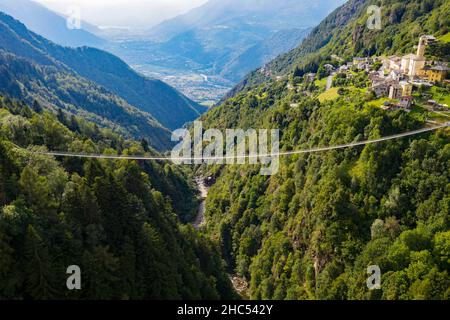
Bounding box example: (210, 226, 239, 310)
(131, 63, 234, 106)
(105, 42, 234, 105)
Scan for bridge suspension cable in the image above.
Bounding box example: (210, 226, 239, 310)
(12, 123, 450, 161)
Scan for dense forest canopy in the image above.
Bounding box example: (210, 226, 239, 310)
(0, 0, 449, 301)
(199, 77, 450, 299)
(0, 96, 235, 299)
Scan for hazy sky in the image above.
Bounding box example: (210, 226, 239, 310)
(32, 0, 208, 28)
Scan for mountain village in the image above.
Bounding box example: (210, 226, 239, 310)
(369, 35, 448, 111)
(287, 35, 449, 118)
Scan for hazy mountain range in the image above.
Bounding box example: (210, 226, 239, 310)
(148, 0, 345, 41)
(147, 0, 347, 77)
(108, 0, 346, 102)
(0, 0, 105, 48)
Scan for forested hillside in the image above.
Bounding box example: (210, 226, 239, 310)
(0, 51, 172, 151)
(50, 46, 206, 131)
(201, 81, 450, 300)
(0, 95, 235, 299)
(198, 0, 450, 300)
(228, 0, 449, 98)
(0, 12, 205, 148)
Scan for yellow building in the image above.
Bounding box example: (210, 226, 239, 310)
(427, 66, 449, 83)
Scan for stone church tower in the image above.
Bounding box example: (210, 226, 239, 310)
(417, 35, 435, 57)
(417, 36, 427, 57)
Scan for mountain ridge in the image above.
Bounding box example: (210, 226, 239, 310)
(0, 12, 173, 150)
(220, 28, 312, 82)
(0, 0, 105, 48)
(0, 11, 207, 131)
